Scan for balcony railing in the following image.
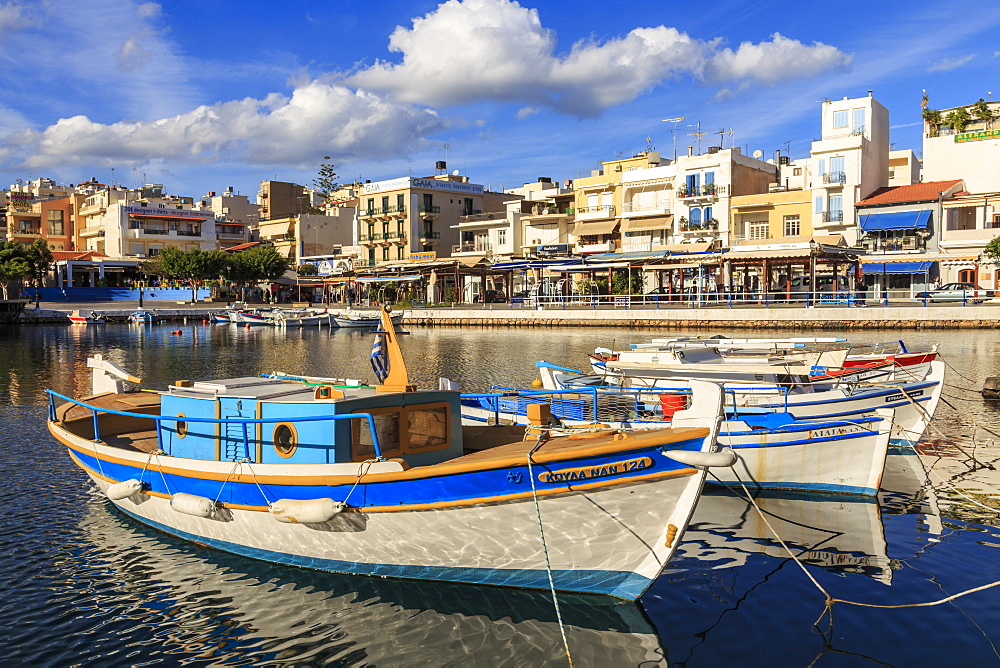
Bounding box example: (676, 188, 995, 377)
(459, 212, 504, 223)
(360, 205, 407, 218)
(577, 205, 615, 215)
(418, 205, 441, 215)
(622, 202, 671, 215)
(177, 230, 202, 236)
(419, 230, 441, 240)
(677, 184, 727, 199)
(452, 243, 493, 253)
(822, 210, 844, 223)
(822, 172, 846, 184)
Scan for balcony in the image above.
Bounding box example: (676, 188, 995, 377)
(418, 205, 441, 220)
(177, 229, 202, 237)
(14, 229, 41, 237)
(360, 205, 407, 220)
(576, 205, 615, 221)
(621, 202, 671, 218)
(821, 171, 846, 185)
(678, 224, 720, 236)
(575, 240, 616, 254)
(384, 231, 406, 243)
(677, 184, 727, 201)
(80, 226, 106, 238)
(458, 212, 506, 225)
(419, 230, 441, 241)
(822, 210, 844, 223)
(452, 242, 493, 254)
(216, 231, 246, 239)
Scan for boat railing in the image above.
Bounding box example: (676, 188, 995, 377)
(462, 384, 796, 422)
(45, 390, 388, 460)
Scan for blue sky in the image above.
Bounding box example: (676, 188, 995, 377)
(0, 0, 998, 200)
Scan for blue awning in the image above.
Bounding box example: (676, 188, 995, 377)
(859, 210, 932, 231)
(861, 261, 933, 275)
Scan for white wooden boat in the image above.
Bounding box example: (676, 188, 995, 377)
(331, 311, 404, 329)
(127, 309, 158, 324)
(46, 309, 731, 600)
(537, 360, 945, 449)
(462, 388, 893, 496)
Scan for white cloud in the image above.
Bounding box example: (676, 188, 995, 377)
(135, 2, 161, 19)
(4, 82, 448, 170)
(0, 2, 37, 37)
(928, 54, 975, 72)
(348, 0, 851, 117)
(707, 34, 852, 84)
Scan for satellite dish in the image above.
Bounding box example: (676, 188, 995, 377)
(753, 150, 763, 159)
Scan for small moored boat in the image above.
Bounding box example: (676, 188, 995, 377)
(46, 308, 730, 599)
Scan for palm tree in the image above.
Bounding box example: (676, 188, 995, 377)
(922, 108, 942, 137)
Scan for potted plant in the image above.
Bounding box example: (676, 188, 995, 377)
(677, 185, 689, 198)
(678, 216, 688, 231)
(703, 182, 716, 195)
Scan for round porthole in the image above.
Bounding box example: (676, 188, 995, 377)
(176, 413, 187, 439)
(273, 423, 298, 458)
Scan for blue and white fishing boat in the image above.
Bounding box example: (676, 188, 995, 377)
(537, 359, 944, 449)
(461, 386, 894, 496)
(46, 309, 731, 600)
(127, 309, 158, 324)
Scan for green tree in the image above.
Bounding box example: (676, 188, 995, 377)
(23, 238, 53, 307)
(159, 247, 229, 302)
(313, 157, 340, 198)
(972, 98, 995, 129)
(983, 235, 1000, 260)
(943, 107, 971, 134)
(296, 263, 319, 276)
(225, 245, 290, 301)
(0, 241, 30, 300)
(922, 108, 942, 137)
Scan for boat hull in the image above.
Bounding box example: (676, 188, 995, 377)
(54, 423, 711, 600)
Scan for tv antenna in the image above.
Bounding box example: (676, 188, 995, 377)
(686, 121, 707, 154)
(661, 116, 685, 160)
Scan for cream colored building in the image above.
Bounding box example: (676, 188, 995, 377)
(358, 171, 498, 266)
(257, 210, 356, 264)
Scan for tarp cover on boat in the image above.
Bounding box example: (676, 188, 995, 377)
(858, 210, 932, 231)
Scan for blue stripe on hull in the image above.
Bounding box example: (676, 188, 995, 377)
(112, 504, 653, 600)
(70, 438, 703, 509)
(705, 479, 877, 496)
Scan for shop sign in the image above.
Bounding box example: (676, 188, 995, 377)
(955, 129, 1000, 143)
(537, 244, 569, 254)
(410, 251, 437, 261)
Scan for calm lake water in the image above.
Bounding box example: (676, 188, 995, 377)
(3, 322, 1000, 666)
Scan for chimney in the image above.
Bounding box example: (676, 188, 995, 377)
(687, 146, 694, 157)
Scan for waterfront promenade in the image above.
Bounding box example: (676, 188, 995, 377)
(15, 298, 1000, 329)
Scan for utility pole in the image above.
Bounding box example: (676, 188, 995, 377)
(661, 116, 685, 161)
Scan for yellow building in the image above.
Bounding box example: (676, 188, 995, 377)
(729, 189, 814, 242)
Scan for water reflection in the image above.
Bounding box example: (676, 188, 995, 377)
(63, 500, 667, 666)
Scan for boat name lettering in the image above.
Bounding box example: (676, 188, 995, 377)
(885, 389, 923, 402)
(808, 426, 861, 439)
(538, 457, 653, 483)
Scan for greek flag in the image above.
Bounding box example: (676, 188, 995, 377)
(370, 334, 390, 383)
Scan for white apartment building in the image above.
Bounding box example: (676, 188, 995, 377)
(79, 184, 217, 259)
(808, 93, 890, 245)
(921, 98, 1000, 286)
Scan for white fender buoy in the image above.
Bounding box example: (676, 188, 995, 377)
(662, 447, 737, 469)
(106, 478, 144, 500)
(170, 492, 216, 518)
(270, 498, 345, 524)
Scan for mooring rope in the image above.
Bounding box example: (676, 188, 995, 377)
(722, 456, 1000, 626)
(526, 432, 574, 668)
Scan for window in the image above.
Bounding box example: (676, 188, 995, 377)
(814, 197, 824, 214)
(47, 210, 64, 235)
(704, 207, 713, 223)
(382, 247, 390, 261)
(272, 423, 298, 457)
(748, 221, 769, 239)
(704, 172, 715, 184)
(689, 208, 702, 225)
(992, 214, 1000, 229)
(397, 193, 405, 211)
(833, 110, 848, 128)
(497, 229, 507, 245)
(367, 198, 375, 214)
(793, 168, 802, 176)
(817, 159, 826, 177)
(853, 108, 866, 134)
(381, 195, 389, 211)
(830, 156, 845, 178)
(352, 402, 451, 460)
(829, 195, 842, 213)
(783, 215, 801, 237)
